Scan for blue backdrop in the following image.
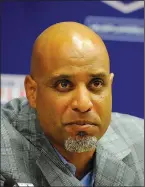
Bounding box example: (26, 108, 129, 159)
(1, 1, 144, 118)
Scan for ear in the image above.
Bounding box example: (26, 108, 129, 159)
(24, 75, 37, 108)
(110, 73, 114, 85)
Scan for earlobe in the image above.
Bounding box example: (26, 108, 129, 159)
(24, 75, 37, 108)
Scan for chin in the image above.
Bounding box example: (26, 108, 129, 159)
(64, 135, 98, 153)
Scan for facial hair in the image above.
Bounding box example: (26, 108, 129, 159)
(64, 135, 98, 153)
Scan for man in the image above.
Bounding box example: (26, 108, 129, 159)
(1, 22, 144, 187)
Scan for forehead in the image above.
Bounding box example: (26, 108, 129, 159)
(39, 60, 109, 83)
(37, 36, 110, 77)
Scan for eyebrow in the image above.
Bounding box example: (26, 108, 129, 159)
(89, 72, 108, 78)
(44, 72, 108, 83)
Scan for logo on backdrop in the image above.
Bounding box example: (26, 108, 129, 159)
(84, 16, 144, 42)
(101, 1, 144, 14)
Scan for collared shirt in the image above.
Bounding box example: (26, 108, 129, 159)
(55, 148, 95, 187)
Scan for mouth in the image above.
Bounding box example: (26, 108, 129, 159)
(64, 120, 97, 126)
(64, 121, 99, 137)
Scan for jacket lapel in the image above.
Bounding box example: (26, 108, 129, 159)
(35, 137, 83, 186)
(94, 126, 136, 186)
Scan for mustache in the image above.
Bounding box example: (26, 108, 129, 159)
(63, 120, 98, 126)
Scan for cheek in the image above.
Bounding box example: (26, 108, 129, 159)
(93, 90, 112, 120)
(94, 90, 112, 107)
(36, 89, 56, 120)
(101, 93, 112, 110)
(101, 91, 112, 126)
(93, 91, 112, 137)
(52, 95, 70, 116)
(37, 89, 69, 118)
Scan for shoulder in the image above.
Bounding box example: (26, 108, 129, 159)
(1, 98, 40, 182)
(110, 113, 144, 181)
(1, 97, 38, 140)
(1, 97, 29, 123)
(1, 97, 33, 145)
(1, 97, 34, 154)
(111, 112, 144, 131)
(111, 112, 144, 144)
(111, 112, 144, 124)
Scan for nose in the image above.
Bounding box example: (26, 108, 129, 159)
(71, 85, 93, 113)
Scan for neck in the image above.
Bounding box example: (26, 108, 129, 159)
(53, 143, 96, 179)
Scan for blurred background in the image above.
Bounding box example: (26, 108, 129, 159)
(1, 1, 144, 118)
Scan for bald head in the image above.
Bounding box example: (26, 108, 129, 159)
(30, 21, 110, 79)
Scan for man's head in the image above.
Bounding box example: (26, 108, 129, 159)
(25, 22, 114, 153)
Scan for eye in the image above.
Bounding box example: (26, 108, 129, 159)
(89, 78, 104, 91)
(55, 80, 73, 92)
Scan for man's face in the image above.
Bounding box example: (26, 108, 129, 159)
(27, 37, 113, 152)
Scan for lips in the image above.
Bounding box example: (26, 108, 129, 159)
(64, 120, 97, 126)
(64, 121, 99, 136)
(66, 124, 94, 131)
